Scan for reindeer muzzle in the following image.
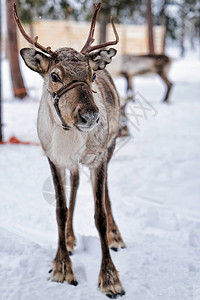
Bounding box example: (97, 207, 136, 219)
(49, 81, 91, 131)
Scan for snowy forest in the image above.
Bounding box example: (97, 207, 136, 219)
(0, 0, 200, 299)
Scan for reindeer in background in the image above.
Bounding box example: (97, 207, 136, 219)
(14, 2, 126, 298)
(120, 53, 173, 136)
(121, 54, 173, 102)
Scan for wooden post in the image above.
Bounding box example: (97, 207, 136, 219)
(6, 0, 27, 99)
(146, 0, 154, 54)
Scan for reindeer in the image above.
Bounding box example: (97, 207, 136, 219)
(120, 54, 173, 136)
(121, 54, 173, 103)
(14, 2, 126, 298)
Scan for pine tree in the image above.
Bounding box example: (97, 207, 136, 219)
(155, 0, 200, 56)
(18, 0, 75, 22)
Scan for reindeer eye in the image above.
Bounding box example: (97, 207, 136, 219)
(51, 73, 61, 82)
(92, 73, 96, 82)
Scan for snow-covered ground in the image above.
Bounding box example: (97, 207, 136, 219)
(0, 48, 200, 300)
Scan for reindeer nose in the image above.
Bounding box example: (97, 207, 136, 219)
(79, 109, 100, 125)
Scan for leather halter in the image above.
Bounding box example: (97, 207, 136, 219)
(49, 80, 89, 131)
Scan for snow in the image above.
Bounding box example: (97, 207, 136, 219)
(1, 48, 200, 300)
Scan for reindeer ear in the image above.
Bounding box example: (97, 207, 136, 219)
(89, 48, 117, 71)
(20, 48, 50, 74)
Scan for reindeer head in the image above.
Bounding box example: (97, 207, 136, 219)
(14, 2, 119, 132)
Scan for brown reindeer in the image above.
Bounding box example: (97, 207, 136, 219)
(14, 2, 125, 298)
(121, 54, 173, 102)
(120, 54, 173, 136)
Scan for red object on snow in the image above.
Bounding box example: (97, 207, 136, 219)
(0, 136, 40, 146)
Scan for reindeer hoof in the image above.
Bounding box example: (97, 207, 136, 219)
(66, 235, 76, 255)
(50, 258, 77, 285)
(100, 285, 125, 299)
(98, 265, 125, 298)
(108, 229, 126, 252)
(110, 247, 118, 252)
(106, 292, 116, 299)
(106, 289, 125, 298)
(70, 279, 78, 286)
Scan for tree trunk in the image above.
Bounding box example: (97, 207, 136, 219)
(6, 0, 27, 99)
(0, 0, 2, 141)
(160, 0, 168, 53)
(98, 14, 109, 44)
(180, 19, 185, 57)
(190, 23, 194, 50)
(146, 0, 154, 54)
(199, 24, 200, 59)
(180, 2, 186, 57)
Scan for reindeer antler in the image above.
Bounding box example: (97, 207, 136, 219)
(81, 2, 119, 55)
(13, 3, 56, 56)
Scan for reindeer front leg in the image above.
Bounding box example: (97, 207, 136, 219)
(66, 168, 79, 255)
(122, 72, 134, 101)
(48, 158, 77, 286)
(91, 162, 125, 298)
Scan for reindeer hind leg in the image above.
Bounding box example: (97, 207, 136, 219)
(106, 144, 126, 251)
(158, 71, 173, 103)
